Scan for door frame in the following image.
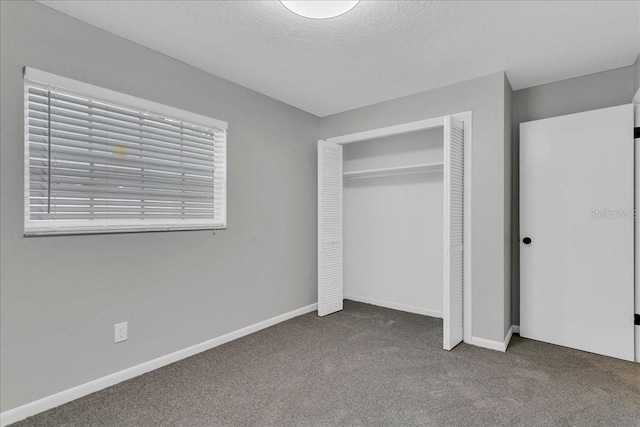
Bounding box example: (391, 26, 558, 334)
(634, 102, 639, 363)
(324, 111, 473, 344)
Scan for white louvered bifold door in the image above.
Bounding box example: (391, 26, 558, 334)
(443, 116, 465, 351)
(318, 140, 343, 316)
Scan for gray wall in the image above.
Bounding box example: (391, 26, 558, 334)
(635, 55, 640, 98)
(503, 78, 513, 337)
(321, 72, 512, 344)
(0, 1, 320, 411)
(510, 65, 637, 326)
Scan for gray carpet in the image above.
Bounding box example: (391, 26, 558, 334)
(12, 301, 640, 426)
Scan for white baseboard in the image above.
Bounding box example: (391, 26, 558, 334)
(471, 326, 513, 353)
(504, 326, 514, 350)
(0, 303, 318, 427)
(512, 325, 520, 334)
(344, 294, 443, 319)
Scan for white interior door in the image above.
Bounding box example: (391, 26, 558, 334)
(520, 104, 635, 361)
(443, 116, 465, 351)
(318, 140, 344, 316)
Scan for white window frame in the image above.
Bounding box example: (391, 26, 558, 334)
(23, 67, 228, 236)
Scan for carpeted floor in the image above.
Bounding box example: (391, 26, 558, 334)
(12, 300, 640, 426)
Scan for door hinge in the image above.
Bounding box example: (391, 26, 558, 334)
(635, 127, 640, 139)
(635, 313, 640, 326)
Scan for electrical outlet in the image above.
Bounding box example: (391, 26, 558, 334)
(114, 322, 128, 343)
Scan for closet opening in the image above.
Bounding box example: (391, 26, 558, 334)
(317, 114, 472, 351)
(343, 127, 444, 320)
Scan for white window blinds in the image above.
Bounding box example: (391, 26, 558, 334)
(24, 68, 227, 236)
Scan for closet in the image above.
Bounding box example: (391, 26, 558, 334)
(317, 115, 469, 351)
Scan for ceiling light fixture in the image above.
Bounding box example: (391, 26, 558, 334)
(280, 1, 360, 20)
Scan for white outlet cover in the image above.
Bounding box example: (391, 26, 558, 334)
(114, 322, 128, 343)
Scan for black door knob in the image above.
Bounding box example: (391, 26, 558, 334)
(523, 237, 532, 245)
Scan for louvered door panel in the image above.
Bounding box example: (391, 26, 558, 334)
(443, 116, 464, 350)
(318, 140, 343, 316)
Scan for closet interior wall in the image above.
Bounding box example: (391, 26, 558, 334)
(343, 128, 445, 317)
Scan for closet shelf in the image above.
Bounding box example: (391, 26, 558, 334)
(343, 162, 444, 179)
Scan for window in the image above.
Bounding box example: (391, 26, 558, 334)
(24, 68, 227, 236)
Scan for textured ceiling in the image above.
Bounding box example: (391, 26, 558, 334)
(38, 1, 640, 117)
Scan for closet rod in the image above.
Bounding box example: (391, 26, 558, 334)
(343, 162, 444, 179)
